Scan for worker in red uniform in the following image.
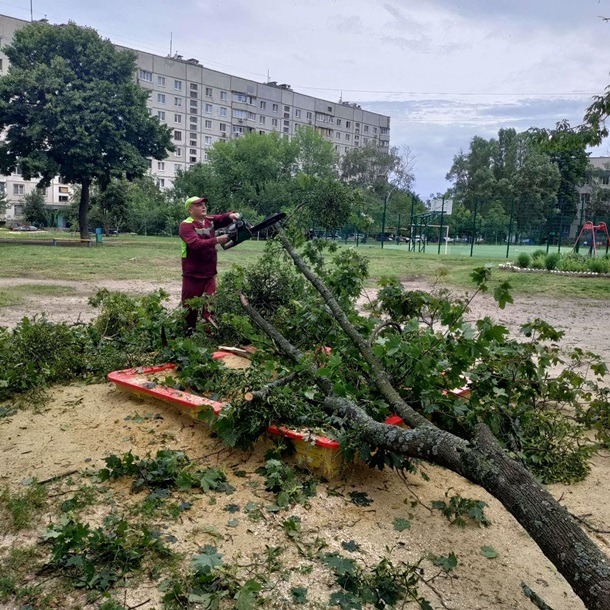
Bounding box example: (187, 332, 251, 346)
(179, 196, 240, 332)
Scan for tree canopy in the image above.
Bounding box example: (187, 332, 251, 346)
(0, 21, 173, 239)
(447, 128, 561, 242)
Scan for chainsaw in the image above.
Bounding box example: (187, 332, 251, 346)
(215, 212, 286, 249)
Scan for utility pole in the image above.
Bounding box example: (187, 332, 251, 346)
(30, 0, 33, 21)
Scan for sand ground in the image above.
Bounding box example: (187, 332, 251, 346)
(0, 276, 609, 609)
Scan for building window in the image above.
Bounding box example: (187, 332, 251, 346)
(205, 120, 212, 129)
(190, 139, 197, 146)
(336, 132, 341, 139)
(283, 120, 289, 127)
(259, 116, 266, 124)
(346, 121, 351, 128)
(219, 122, 227, 133)
(260, 100, 266, 110)
(220, 90, 228, 101)
(295, 109, 301, 118)
(373, 127, 378, 134)
(175, 147, 182, 156)
(190, 83, 198, 91)
(158, 161, 165, 170)
(272, 118, 278, 127)
(283, 127, 289, 133)
(336, 119, 341, 126)
(157, 93, 166, 104)
(190, 99, 198, 108)
(364, 125, 369, 133)
(204, 136, 212, 145)
(219, 107, 227, 116)
(175, 163, 182, 174)
(174, 114, 182, 123)
(284, 105, 290, 112)
(272, 103, 279, 113)
(157, 110, 165, 120)
(58, 195, 69, 202)
(13, 184, 24, 195)
(233, 92, 254, 104)
(174, 97, 182, 107)
(59, 186, 69, 193)
(205, 103, 213, 114)
(345, 134, 350, 142)
(189, 156, 197, 163)
(205, 87, 213, 97)
(138, 69, 152, 82)
(157, 178, 165, 188)
(234, 109, 247, 119)
(189, 116, 198, 125)
(306, 111, 312, 120)
(173, 130, 182, 141)
(327, 106, 333, 112)
(0, 182, 5, 194)
(174, 80, 182, 90)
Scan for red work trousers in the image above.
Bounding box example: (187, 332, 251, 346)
(181, 275, 216, 332)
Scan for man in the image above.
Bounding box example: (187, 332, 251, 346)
(179, 196, 240, 331)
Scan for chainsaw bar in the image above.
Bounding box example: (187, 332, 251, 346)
(249, 212, 286, 234)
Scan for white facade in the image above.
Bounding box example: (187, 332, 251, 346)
(0, 13, 391, 222)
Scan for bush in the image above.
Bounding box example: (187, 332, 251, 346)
(516, 252, 531, 268)
(544, 252, 561, 271)
(560, 252, 588, 272)
(531, 254, 545, 269)
(588, 257, 610, 274)
(532, 249, 546, 259)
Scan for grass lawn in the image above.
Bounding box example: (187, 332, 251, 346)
(1, 231, 609, 301)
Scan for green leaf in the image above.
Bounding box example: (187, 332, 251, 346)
(291, 586, 308, 604)
(192, 545, 223, 573)
(432, 552, 458, 572)
(348, 491, 372, 507)
(235, 579, 261, 610)
(341, 540, 360, 553)
(393, 517, 411, 532)
(321, 553, 357, 576)
(329, 590, 362, 609)
(480, 545, 498, 558)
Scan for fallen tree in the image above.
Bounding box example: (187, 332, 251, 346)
(236, 226, 610, 610)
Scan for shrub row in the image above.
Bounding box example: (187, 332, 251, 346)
(515, 250, 610, 274)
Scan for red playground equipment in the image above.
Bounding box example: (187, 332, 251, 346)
(573, 221, 610, 256)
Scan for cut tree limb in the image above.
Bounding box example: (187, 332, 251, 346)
(239, 229, 610, 610)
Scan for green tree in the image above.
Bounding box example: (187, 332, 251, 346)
(23, 189, 48, 227)
(126, 176, 178, 235)
(89, 178, 130, 234)
(292, 126, 339, 178)
(341, 144, 415, 245)
(206, 131, 298, 216)
(528, 120, 593, 219)
(0, 21, 173, 240)
(447, 129, 560, 242)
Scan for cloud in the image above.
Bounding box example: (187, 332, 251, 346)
(362, 96, 594, 196)
(328, 14, 363, 34)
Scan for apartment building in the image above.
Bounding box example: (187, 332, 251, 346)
(0, 13, 391, 223)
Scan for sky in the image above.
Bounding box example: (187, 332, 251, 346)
(3, 0, 610, 198)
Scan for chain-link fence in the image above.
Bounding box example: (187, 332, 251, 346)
(310, 199, 610, 258)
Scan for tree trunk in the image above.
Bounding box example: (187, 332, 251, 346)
(79, 179, 91, 241)
(239, 229, 610, 610)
